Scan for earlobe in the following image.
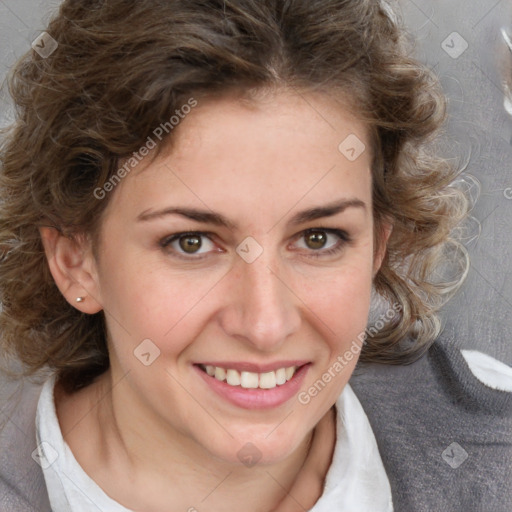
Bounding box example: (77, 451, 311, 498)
(39, 226, 103, 314)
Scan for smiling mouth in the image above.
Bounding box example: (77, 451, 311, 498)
(197, 364, 302, 390)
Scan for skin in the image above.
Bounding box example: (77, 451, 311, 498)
(41, 89, 391, 512)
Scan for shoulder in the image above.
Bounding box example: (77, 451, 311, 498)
(0, 374, 51, 512)
(350, 329, 512, 416)
(349, 329, 512, 512)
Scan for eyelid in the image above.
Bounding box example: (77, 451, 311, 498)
(300, 227, 350, 240)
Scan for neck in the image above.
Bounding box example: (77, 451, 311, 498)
(57, 369, 332, 512)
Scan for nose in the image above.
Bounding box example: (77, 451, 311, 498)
(218, 254, 301, 352)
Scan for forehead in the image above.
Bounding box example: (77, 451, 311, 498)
(106, 90, 372, 225)
(168, 90, 370, 162)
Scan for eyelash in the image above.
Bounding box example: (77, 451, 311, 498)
(159, 228, 352, 261)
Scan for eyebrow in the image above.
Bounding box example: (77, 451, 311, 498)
(136, 198, 367, 230)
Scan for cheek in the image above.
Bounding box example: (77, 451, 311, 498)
(98, 246, 221, 335)
(313, 272, 372, 347)
(297, 251, 374, 336)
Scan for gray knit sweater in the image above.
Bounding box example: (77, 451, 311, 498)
(1, 329, 511, 511)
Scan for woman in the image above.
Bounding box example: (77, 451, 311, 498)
(0, 1, 511, 511)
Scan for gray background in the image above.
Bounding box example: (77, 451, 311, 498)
(1, 0, 511, 365)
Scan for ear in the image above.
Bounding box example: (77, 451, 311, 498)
(39, 226, 103, 314)
(372, 219, 393, 277)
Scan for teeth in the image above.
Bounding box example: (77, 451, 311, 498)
(241, 371, 259, 389)
(226, 369, 241, 386)
(259, 371, 276, 389)
(275, 368, 286, 385)
(202, 364, 298, 389)
(214, 367, 226, 381)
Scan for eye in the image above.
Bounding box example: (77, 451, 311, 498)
(293, 228, 350, 257)
(160, 231, 218, 259)
(160, 228, 351, 261)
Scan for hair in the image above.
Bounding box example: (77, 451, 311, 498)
(0, 0, 469, 393)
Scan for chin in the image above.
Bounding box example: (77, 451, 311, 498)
(203, 423, 310, 468)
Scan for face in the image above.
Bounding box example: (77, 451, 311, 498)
(86, 90, 386, 465)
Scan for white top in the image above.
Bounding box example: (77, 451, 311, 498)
(461, 349, 512, 392)
(36, 376, 394, 512)
(36, 349, 512, 511)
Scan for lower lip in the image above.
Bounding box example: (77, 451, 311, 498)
(194, 364, 310, 410)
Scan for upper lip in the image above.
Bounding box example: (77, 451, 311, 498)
(195, 360, 310, 373)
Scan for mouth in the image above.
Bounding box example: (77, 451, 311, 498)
(197, 363, 301, 390)
(194, 361, 311, 409)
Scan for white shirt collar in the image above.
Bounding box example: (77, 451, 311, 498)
(310, 383, 393, 511)
(36, 375, 393, 511)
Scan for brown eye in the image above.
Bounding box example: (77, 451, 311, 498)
(293, 228, 351, 258)
(304, 231, 328, 250)
(160, 231, 217, 259)
(179, 235, 202, 253)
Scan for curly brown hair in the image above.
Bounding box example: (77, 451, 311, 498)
(0, 0, 469, 392)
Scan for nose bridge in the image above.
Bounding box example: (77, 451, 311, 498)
(222, 248, 301, 350)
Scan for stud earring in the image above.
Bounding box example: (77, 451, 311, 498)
(76, 297, 85, 303)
